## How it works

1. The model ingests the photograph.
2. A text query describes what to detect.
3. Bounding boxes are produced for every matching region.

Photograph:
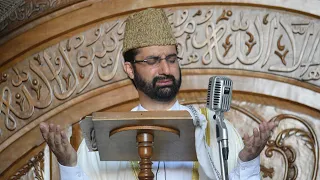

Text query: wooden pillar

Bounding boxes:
[136,132,154,180]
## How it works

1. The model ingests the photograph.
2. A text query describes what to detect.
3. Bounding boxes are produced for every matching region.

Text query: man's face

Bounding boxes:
[131,45,181,102]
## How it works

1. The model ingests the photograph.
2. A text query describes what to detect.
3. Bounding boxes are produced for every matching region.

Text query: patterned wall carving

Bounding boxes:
[168,7,320,83]
[228,101,319,180]
[0,0,83,38]
[0,14,128,143]
[1,6,320,147]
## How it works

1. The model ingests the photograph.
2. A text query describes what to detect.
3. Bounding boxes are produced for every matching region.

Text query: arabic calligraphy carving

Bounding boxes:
[0,15,125,142]
[167,8,320,83]
[2,6,320,145]
[0,0,82,37]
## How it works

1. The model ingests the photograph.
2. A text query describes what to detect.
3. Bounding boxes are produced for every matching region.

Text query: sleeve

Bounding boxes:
[225,120,261,180]
[204,108,261,180]
[59,163,90,180]
[229,156,261,180]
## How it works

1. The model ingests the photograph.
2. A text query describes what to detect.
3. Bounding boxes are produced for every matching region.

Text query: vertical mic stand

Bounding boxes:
[214,112,229,180]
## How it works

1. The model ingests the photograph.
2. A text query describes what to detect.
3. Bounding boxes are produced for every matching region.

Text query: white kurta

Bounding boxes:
[59,101,260,180]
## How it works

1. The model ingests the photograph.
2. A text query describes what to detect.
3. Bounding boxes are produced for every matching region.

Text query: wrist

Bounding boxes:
[59,159,77,167]
[239,150,252,162]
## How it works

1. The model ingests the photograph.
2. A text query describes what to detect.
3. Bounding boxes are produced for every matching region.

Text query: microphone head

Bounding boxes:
[206,76,233,112]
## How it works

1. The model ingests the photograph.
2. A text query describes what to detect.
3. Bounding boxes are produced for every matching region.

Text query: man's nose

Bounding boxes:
[158,59,170,75]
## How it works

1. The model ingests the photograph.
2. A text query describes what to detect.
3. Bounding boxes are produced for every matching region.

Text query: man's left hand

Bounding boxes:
[239,120,278,162]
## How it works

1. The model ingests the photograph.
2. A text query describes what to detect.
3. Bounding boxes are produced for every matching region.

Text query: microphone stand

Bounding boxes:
[214,112,229,180]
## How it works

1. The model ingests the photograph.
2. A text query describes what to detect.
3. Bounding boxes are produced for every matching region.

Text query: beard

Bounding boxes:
[133,67,181,102]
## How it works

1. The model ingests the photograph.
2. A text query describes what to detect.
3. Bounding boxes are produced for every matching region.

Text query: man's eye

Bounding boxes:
[167,56,177,63]
[146,58,158,65]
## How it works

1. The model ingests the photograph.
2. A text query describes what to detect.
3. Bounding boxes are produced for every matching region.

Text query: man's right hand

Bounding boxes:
[39,122,77,167]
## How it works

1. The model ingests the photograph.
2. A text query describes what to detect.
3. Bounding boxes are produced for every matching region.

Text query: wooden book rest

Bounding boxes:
[81,111,196,180]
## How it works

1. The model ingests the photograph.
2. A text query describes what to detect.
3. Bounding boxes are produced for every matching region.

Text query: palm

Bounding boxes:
[40,122,77,166]
[239,121,277,162]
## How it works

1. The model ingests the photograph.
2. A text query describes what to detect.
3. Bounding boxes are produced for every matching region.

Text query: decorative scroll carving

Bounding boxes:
[31,79,42,100]
[2,6,320,149]
[223,34,233,57]
[0,73,8,85]
[230,104,319,180]
[216,10,232,24]
[166,7,320,83]
[9,150,44,180]
[292,23,310,35]
[193,10,202,17]
[263,14,269,25]
[0,13,125,142]
[180,53,200,66]
[245,31,256,56]
[0,0,83,37]
[12,67,28,87]
[260,165,274,178]
[0,87,17,131]
[274,35,289,65]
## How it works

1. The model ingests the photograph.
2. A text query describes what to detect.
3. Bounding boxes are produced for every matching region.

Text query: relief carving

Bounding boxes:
[0,0,83,37]
[230,103,319,180]
[0,13,124,141]
[216,10,232,24]
[274,35,289,66]
[165,8,320,83]
[2,6,320,154]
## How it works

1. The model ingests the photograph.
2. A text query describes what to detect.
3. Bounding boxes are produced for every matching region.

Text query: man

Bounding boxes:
[40,8,276,180]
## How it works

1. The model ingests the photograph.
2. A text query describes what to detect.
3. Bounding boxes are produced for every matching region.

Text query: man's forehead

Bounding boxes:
[137,45,177,56]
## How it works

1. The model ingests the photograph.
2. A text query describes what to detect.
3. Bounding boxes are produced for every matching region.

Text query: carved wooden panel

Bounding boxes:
[0,0,84,38]
[0,17,128,144]
[167,7,320,84]
[228,102,319,180]
[1,4,320,180]
[2,6,320,146]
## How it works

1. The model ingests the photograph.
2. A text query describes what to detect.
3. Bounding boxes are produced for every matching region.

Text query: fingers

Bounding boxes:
[61,130,70,147]
[253,128,259,138]
[259,122,266,140]
[39,122,49,141]
[39,122,77,166]
[240,122,279,162]
[243,121,278,149]
[54,125,64,152]
[48,124,56,148]
[260,122,269,142]
[40,123,69,152]
[252,128,261,147]
[243,132,255,150]
[243,133,252,146]
[243,133,249,141]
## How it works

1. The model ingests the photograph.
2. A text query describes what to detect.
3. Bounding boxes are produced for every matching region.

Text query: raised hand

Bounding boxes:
[39,122,77,166]
[239,120,278,162]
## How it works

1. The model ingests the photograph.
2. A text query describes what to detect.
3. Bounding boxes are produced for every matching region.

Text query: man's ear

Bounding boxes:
[124,62,134,79]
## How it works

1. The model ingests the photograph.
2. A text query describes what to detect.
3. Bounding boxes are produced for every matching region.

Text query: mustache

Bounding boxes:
[152,75,176,87]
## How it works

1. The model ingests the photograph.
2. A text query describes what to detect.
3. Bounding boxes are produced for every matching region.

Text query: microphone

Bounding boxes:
[206,76,233,180]
[206,76,233,113]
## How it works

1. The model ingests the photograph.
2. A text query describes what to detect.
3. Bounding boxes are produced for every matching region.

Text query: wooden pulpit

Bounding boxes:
[80,111,197,180]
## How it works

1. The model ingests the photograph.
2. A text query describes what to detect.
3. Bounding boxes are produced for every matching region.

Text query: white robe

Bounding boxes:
[59,101,260,180]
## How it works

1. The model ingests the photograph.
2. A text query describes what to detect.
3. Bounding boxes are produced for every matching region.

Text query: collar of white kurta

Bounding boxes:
[132,100,182,111]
